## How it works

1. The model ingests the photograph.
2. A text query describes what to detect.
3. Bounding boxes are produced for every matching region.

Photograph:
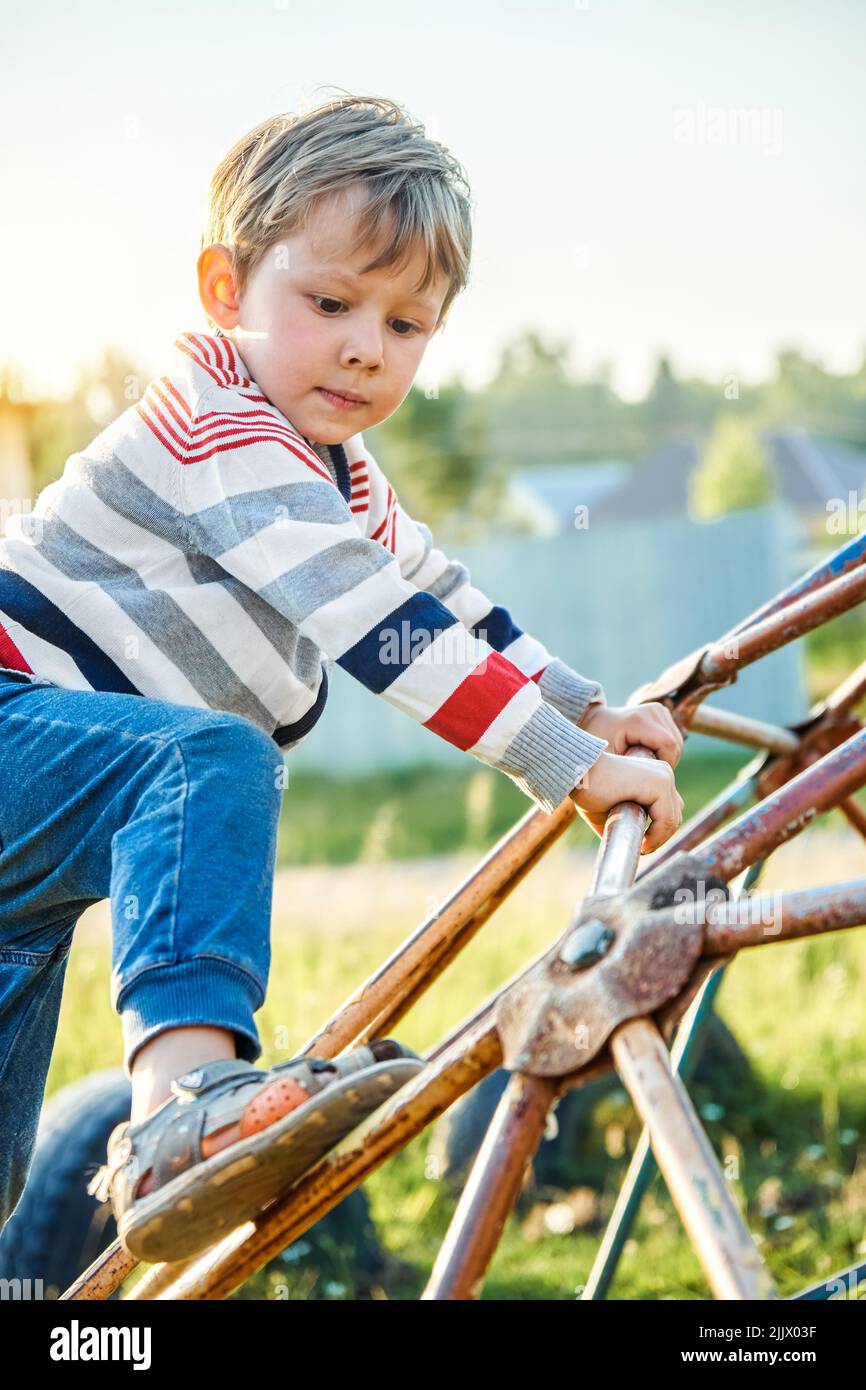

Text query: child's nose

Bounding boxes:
[341,320,385,369]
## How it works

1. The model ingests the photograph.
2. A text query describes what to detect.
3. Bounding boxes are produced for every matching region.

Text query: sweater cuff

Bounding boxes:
[500,700,608,814]
[537,657,606,724]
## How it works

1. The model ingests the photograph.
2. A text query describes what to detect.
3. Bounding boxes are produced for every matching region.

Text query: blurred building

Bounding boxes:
[584,427,866,528]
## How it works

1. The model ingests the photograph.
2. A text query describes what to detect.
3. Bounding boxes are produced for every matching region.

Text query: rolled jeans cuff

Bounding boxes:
[116,957,265,1078]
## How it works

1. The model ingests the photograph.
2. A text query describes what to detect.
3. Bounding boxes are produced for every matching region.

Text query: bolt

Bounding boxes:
[559,919,615,972]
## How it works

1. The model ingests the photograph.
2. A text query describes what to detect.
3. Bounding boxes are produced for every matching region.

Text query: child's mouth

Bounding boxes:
[316,387,367,410]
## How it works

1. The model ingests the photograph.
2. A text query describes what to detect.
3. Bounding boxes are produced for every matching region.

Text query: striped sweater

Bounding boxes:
[0,330,609,813]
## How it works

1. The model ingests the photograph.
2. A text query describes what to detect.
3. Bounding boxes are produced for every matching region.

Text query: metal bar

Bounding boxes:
[60,1241,138,1304]
[823,657,866,718]
[582,858,766,1300]
[701,564,866,684]
[421,1072,560,1300]
[610,1017,779,1299]
[589,796,647,896]
[698,877,866,953]
[581,768,778,1300]
[634,757,764,880]
[699,729,866,882]
[687,705,800,755]
[839,795,866,841]
[420,746,655,1302]
[582,963,728,1300]
[722,529,866,640]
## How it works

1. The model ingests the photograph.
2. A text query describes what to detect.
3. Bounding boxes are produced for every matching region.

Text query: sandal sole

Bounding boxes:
[117,1056,424,1264]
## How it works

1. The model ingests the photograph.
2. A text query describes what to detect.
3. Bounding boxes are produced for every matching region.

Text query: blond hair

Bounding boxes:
[201,92,473,329]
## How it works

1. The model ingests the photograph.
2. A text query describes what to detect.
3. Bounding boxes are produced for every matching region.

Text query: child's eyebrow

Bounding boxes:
[311,265,437,312]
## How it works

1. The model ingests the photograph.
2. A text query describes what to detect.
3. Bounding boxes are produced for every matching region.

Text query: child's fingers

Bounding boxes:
[640,704,684,767]
[641,783,684,853]
[617,704,683,768]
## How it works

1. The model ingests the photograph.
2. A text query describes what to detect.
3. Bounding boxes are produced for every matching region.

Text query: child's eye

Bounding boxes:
[310,296,420,336]
[311,295,344,315]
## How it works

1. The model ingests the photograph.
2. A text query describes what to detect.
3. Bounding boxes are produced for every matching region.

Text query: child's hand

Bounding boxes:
[578,701,683,769]
[569,751,684,853]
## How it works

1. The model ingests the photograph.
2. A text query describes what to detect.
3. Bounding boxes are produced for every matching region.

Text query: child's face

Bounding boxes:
[199,185,449,446]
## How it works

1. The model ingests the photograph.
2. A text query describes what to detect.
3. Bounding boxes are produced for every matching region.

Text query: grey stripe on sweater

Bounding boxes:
[31,512,278,726]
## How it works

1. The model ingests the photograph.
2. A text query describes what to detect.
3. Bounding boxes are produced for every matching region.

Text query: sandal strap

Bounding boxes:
[151,1105,208,1192]
[268,1045,379,1085]
[169,1058,263,1102]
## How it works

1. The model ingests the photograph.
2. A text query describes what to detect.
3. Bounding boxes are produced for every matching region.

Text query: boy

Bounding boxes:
[0,95,683,1264]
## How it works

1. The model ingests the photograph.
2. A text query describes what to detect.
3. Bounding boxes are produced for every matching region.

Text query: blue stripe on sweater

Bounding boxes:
[0,570,142,694]
[337,592,459,693]
[469,605,523,651]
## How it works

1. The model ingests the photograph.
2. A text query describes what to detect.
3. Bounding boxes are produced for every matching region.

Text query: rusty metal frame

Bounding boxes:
[61,527,866,1302]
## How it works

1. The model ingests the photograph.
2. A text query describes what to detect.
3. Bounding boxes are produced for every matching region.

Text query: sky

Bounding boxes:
[2,0,864,402]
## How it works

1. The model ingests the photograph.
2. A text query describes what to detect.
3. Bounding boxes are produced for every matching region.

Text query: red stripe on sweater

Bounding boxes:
[371,485,394,542]
[176,340,227,388]
[149,380,191,435]
[424,652,529,751]
[137,405,188,462]
[156,377,191,417]
[193,408,306,440]
[138,394,191,455]
[189,415,301,447]
[186,415,332,481]
[0,624,32,673]
[183,431,334,478]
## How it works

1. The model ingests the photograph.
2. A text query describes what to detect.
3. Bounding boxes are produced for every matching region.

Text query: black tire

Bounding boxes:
[0,1067,132,1299]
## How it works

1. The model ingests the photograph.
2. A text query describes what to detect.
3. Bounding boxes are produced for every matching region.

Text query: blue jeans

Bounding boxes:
[0,666,285,1230]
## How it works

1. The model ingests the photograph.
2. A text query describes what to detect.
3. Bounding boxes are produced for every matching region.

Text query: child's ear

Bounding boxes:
[198,243,241,329]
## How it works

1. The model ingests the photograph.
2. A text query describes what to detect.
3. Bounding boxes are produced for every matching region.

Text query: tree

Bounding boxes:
[367,379,494,532]
[689,416,775,519]
[492,330,571,384]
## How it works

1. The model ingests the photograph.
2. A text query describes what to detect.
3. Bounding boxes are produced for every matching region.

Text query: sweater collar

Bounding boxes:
[175,330,354,506]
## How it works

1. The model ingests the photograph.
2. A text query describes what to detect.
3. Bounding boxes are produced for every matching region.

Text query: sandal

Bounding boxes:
[86,1039,424,1264]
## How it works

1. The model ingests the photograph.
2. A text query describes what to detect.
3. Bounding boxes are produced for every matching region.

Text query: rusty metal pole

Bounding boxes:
[610,1018,778,1299]
[699,729,866,881]
[722,528,866,640]
[421,1072,560,1300]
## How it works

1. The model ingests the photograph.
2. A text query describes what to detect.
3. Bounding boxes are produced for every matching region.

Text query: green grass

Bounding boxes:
[276,747,753,867]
